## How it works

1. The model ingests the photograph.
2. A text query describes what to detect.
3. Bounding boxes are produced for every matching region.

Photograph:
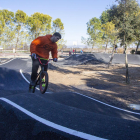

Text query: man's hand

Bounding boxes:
[31,53,37,59]
[53,58,57,62]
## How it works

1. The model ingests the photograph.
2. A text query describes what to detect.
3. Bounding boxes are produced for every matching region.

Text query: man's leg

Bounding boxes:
[44,64,48,71]
[30,58,40,85]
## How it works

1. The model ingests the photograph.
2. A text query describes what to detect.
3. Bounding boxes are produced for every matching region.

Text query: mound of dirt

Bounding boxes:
[55,54,104,66]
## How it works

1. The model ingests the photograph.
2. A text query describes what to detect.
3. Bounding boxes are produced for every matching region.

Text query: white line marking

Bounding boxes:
[19,69,52,94]
[20,69,140,115]
[74,92,140,115]
[0,97,106,140]
[0,58,15,65]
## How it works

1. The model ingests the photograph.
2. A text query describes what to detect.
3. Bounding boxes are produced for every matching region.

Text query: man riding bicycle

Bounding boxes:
[30,32,61,86]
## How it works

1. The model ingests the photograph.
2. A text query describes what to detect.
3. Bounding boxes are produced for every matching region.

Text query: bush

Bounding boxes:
[130,49,135,54]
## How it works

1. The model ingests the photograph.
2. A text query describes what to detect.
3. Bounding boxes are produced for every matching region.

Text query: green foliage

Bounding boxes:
[112,0,140,47]
[86,17,103,46]
[0,12,5,36]
[56,38,67,50]
[0,9,14,24]
[100,10,110,24]
[52,18,64,33]
[15,10,27,23]
[0,9,65,49]
[26,12,52,39]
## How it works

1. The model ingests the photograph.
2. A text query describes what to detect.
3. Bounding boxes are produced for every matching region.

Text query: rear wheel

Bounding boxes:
[39,71,48,94]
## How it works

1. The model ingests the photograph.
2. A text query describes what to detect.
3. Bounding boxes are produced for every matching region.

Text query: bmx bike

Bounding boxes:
[29,56,52,94]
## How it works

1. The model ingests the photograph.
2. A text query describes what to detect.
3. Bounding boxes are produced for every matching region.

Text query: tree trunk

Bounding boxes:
[124,44,130,84]
[125,52,130,84]
[135,41,140,54]
[16,38,18,51]
[108,42,115,69]
[105,43,108,53]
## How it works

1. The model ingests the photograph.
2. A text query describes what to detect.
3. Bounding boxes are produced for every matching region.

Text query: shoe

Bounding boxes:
[30,80,36,86]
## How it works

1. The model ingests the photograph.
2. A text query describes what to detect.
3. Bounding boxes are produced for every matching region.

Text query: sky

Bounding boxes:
[1,0,140,46]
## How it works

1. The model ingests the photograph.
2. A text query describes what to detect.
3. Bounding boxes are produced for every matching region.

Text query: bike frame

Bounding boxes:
[35,57,50,85]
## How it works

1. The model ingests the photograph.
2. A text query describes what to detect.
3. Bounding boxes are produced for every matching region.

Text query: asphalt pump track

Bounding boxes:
[0,56,140,140]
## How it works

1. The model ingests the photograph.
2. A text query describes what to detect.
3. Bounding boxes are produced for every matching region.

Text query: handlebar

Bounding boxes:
[30,55,53,65]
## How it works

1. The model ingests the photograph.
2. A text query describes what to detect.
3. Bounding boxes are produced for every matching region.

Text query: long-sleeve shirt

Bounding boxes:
[30,34,58,59]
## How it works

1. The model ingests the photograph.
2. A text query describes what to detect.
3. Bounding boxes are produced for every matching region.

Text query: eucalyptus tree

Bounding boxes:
[0,9,14,25]
[52,18,66,50]
[107,28,119,68]
[113,0,140,83]
[0,9,14,47]
[86,17,103,48]
[101,21,117,52]
[2,22,16,49]
[52,18,64,33]
[56,38,67,50]
[133,9,140,53]
[0,12,5,36]
[14,10,27,50]
[0,12,5,45]
[100,10,110,24]
[26,12,52,39]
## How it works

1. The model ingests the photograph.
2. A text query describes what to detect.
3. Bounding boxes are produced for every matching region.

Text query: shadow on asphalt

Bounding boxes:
[0,67,28,91]
[0,104,71,140]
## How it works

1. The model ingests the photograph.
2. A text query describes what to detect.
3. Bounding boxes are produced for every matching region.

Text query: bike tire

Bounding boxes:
[39,71,48,94]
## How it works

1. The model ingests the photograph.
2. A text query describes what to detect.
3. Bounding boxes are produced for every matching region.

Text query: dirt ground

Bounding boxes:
[48,63,140,110]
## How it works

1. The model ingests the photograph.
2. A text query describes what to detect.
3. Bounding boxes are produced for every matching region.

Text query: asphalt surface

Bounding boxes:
[0,54,140,140]
[55,53,140,66]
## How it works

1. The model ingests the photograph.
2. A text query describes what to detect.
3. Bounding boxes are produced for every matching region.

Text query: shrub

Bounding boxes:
[130,49,135,54]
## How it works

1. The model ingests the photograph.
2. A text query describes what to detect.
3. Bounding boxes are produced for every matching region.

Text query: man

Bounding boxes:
[30,32,61,86]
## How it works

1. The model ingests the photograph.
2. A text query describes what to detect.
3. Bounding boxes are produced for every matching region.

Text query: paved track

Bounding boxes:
[55,53,140,66]
[0,57,140,140]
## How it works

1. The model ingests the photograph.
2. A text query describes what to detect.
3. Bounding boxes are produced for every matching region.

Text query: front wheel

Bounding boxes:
[39,71,48,94]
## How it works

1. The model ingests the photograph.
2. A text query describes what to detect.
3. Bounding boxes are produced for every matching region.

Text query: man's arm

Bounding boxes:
[51,44,58,61]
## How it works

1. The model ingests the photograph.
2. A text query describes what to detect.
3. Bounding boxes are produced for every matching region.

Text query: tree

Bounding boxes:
[100,10,110,24]
[0,9,14,25]
[52,18,64,33]
[26,12,52,39]
[0,12,5,35]
[114,0,140,83]
[2,22,16,49]
[52,18,66,50]
[102,21,117,52]
[14,10,27,50]
[0,12,5,45]
[107,28,119,68]
[0,9,14,47]
[56,39,67,50]
[133,9,140,53]
[86,17,103,47]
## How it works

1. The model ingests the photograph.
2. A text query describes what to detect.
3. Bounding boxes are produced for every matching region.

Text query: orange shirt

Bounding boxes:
[30,34,58,59]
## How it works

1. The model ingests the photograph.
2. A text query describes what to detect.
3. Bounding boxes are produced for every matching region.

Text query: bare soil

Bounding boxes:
[48,63,140,110]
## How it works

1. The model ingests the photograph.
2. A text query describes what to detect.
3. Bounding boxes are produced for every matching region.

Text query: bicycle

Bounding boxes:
[29,56,52,94]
